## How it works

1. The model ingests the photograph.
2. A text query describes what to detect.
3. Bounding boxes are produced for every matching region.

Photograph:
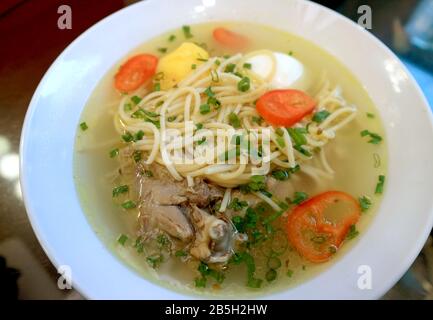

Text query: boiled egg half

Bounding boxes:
[244,51,310,91]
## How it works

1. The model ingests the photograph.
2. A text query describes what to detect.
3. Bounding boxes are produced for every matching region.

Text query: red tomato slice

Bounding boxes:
[256,89,316,127]
[213,27,249,50]
[114,54,158,93]
[286,191,361,263]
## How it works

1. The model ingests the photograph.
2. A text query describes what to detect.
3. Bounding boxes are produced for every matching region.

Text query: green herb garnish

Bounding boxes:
[346,225,359,240]
[228,112,241,128]
[224,63,236,73]
[237,77,250,92]
[200,104,210,115]
[117,234,128,246]
[288,191,308,205]
[112,185,129,197]
[359,196,372,212]
[79,122,88,131]
[109,148,119,158]
[131,95,142,105]
[361,130,382,144]
[375,175,385,194]
[175,250,187,257]
[121,200,136,209]
[182,25,193,39]
[146,254,163,268]
[228,198,248,211]
[312,110,330,123]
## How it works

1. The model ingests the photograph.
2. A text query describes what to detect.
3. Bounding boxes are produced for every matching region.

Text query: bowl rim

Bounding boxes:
[20,0,433,300]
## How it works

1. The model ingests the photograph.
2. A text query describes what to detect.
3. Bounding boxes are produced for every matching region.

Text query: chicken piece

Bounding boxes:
[140,203,193,242]
[189,206,235,263]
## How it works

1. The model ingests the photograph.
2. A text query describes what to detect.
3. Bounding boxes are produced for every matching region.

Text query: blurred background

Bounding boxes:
[0,0,432,299]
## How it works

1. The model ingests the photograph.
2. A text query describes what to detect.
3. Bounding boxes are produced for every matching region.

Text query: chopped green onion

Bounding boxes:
[294,145,312,157]
[196,123,203,130]
[228,198,248,211]
[134,130,144,141]
[167,116,177,122]
[375,175,385,194]
[146,254,163,268]
[200,104,210,115]
[312,110,330,123]
[131,95,142,105]
[261,190,273,198]
[79,122,88,131]
[228,112,241,128]
[156,234,170,248]
[195,277,207,288]
[224,63,236,73]
[243,63,252,69]
[175,250,187,257]
[153,83,161,92]
[207,96,221,108]
[133,150,142,163]
[191,64,197,70]
[112,185,129,197]
[117,234,128,246]
[346,225,359,240]
[109,148,119,158]
[287,127,307,146]
[121,200,136,209]
[366,112,375,118]
[182,25,193,38]
[361,130,382,144]
[237,77,250,92]
[197,57,208,62]
[359,196,372,212]
[286,269,294,277]
[157,47,167,53]
[288,191,308,205]
[168,34,176,42]
[214,59,221,66]
[204,86,215,97]
[122,132,134,143]
[197,136,206,145]
[133,236,144,253]
[272,169,290,181]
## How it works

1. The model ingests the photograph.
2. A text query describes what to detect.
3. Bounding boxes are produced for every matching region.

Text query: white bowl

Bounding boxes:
[20,0,433,299]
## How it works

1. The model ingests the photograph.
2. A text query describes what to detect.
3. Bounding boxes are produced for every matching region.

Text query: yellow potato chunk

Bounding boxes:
[156,42,209,89]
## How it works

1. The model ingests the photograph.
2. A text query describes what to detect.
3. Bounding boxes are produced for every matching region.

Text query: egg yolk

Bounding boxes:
[157,42,209,89]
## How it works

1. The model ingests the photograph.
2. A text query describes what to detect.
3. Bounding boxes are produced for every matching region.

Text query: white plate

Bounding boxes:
[20,0,433,299]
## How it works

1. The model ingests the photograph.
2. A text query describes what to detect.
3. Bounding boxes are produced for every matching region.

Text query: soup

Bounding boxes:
[74,22,387,297]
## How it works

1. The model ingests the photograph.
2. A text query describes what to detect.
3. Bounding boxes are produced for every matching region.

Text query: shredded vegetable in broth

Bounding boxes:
[74,22,387,296]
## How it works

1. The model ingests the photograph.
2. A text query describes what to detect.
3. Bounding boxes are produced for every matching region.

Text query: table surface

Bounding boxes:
[0,0,432,299]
